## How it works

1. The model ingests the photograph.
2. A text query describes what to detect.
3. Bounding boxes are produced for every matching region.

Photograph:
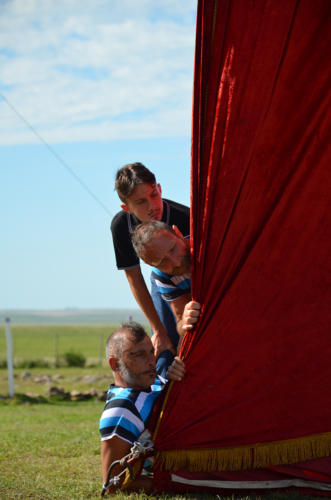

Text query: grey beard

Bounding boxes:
[170,253,191,276]
[117,359,138,386]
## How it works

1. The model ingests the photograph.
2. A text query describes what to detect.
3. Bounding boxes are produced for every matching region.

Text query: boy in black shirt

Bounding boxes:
[111,163,190,374]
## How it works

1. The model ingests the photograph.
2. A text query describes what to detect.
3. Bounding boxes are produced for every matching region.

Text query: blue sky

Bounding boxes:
[1,0,196,310]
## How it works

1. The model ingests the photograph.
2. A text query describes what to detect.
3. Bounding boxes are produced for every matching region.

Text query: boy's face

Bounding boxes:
[121,182,163,222]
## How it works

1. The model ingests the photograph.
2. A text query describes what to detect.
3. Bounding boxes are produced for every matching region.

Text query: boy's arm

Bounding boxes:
[125,267,175,357]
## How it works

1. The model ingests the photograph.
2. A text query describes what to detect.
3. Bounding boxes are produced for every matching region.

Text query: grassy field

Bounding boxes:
[0,367,320,500]
[0,396,318,500]
[0,398,103,499]
[0,365,111,397]
[0,324,118,367]
[0,326,320,499]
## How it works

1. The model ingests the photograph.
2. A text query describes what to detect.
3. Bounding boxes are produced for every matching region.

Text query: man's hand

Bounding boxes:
[181,301,201,331]
[166,356,185,381]
[151,330,176,358]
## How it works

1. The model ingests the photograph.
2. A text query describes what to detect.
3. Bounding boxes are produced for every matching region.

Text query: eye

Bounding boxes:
[133,352,145,358]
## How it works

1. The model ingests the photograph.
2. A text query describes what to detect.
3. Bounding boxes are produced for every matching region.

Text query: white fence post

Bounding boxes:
[54,332,59,367]
[5,317,15,397]
[99,333,104,367]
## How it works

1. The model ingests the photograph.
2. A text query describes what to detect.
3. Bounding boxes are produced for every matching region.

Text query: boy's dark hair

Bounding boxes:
[132,221,175,259]
[115,163,156,202]
[106,321,147,359]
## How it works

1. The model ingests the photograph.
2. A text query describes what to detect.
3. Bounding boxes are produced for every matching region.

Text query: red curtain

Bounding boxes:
[154,0,331,472]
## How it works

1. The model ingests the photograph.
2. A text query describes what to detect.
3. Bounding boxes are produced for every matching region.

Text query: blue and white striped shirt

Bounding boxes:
[99,376,166,444]
[151,267,191,302]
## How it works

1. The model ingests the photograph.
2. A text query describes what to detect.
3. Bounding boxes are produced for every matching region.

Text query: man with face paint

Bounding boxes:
[99,321,185,494]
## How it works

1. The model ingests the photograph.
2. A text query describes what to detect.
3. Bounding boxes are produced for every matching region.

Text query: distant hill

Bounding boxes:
[0,308,147,326]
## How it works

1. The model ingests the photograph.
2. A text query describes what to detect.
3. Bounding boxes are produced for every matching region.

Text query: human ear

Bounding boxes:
[108,356,119,371]
[157,183,162,196]
[121,203,130,213]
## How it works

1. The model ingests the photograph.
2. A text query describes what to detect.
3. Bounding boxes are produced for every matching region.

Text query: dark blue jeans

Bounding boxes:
[150,276,179,378]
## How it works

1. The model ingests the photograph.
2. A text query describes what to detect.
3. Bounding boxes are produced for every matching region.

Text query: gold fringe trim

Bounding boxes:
[155,432,331,472]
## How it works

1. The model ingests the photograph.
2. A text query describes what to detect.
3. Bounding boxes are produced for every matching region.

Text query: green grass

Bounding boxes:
[0,324,118,366]
[0,399,103,499]
[0,326,321,499]
[0,373,319,500]
[0,398,319,500]
[0,366,112,397]
[0,324,118,398]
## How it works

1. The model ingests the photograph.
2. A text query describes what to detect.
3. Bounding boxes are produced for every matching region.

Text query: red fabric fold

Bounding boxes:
[155,0,331,453]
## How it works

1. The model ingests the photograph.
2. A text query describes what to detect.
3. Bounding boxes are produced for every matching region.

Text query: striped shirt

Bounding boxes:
[99,376,166,444]
[151,267,191,302]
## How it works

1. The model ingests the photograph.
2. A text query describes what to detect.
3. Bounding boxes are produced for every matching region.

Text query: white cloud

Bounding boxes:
[0,0,196,145]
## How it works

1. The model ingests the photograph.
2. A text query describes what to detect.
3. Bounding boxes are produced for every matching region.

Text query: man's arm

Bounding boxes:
[125,267,175,357]
[101,436,131,492]
[111,215,173,358]
[101,437,153,495]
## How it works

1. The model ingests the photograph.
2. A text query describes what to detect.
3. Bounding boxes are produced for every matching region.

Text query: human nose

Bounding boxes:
[148,351,156,365]
[147,198,154,212]
[169,257,179,269]
[169,251,182,267]
[150,197,159,210]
